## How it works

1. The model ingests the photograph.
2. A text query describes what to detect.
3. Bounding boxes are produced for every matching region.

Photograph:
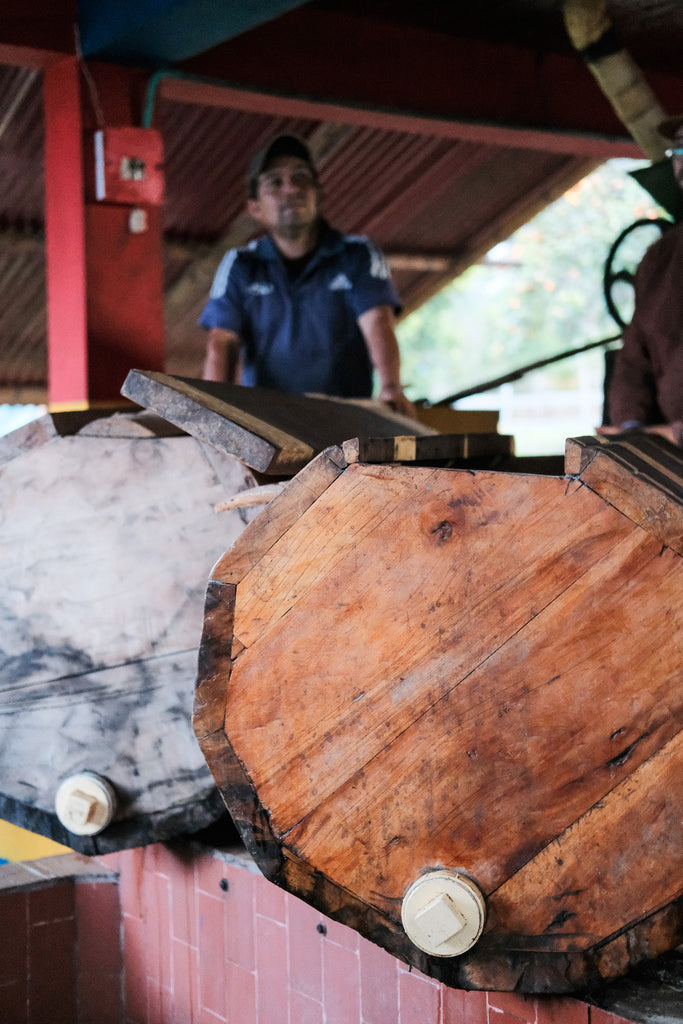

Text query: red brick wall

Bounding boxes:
[0,854,122,1024]
[100,843,634,1024]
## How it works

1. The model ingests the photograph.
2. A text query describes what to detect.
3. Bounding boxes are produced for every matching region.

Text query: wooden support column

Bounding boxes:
[42,59,164,407]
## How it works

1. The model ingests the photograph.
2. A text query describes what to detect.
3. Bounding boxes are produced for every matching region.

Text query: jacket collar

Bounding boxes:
[257,219,343,262]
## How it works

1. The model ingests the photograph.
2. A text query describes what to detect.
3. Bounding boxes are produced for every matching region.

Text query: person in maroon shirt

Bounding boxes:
[600,114,683,447]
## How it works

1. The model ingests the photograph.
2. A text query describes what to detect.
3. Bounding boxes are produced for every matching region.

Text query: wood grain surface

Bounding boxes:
[565,434,683,554]
[195,435,683,991]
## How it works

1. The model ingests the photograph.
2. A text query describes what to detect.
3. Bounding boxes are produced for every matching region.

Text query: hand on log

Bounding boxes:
[597,422,683,446]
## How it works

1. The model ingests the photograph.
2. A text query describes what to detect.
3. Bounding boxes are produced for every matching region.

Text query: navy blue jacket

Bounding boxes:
[199,221,401,397]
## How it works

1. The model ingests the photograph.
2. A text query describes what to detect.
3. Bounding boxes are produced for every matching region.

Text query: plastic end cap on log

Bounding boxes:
[401,870,486,957]
[55,771,117,836]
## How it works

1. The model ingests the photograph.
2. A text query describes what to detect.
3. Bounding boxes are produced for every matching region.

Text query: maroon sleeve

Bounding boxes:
[607,243,665,428]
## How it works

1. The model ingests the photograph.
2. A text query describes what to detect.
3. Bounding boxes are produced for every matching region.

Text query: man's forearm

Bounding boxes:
[202,327,241,382]
[357,305,415,418]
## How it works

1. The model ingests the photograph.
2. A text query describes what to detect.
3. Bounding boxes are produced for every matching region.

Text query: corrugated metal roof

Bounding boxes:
[0,66,43,228]
[0,67,46,394]
[1,0,681,399]
[0,67,600,396]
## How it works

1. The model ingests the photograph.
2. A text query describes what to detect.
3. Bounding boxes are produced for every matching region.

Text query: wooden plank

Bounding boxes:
[194,580,236,741]
[0,433,255,682]
[0,413,58,469]
[0,409,185,469]
[0,649,223,854]
[199,449,683,990]
[122,370,437,475]
[231,461,447,649]
[458,900,683,994]
[225,468,672,829]
[0,426,259,850]
[122,369,296,474]
[566,434,683,493]
[195,726,284,875]
[342,432,513,465]
[414,406,499,434]
[566,434,683,555]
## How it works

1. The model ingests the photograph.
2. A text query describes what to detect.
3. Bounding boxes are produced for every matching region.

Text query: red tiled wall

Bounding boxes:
[0,857,122,1024]
[101,843,634,1024]
[0,875,76,1023]
[75,875,125,1023]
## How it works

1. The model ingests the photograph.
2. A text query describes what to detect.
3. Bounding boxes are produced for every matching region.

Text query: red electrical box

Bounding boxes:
[94,127,164,206]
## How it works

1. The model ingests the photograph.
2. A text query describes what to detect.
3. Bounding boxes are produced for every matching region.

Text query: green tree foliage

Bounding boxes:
[397,159,663,404]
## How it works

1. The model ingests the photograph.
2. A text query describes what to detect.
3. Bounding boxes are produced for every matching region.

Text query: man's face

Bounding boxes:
[672,126,683,191]
[247,154,319,236]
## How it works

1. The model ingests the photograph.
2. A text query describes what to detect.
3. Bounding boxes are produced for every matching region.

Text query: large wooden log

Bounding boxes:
[0,410,260,853]
[194,432,683,994]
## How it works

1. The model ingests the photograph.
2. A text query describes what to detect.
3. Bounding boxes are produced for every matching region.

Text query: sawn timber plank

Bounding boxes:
[121,369,437,475]
[485,730,683,949]
[194,434,683,991]
[225,469,618,802]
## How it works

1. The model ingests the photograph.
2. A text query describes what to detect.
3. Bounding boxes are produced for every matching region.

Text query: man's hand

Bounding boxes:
[597,422,682,446]
[377,381,417,419]
[644,423,683,446]
[596,425,622,436]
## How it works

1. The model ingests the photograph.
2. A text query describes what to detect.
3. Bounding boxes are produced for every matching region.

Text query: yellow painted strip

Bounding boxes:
[0,819,71,862]
[47,399,133,413]
[47,401,91,412]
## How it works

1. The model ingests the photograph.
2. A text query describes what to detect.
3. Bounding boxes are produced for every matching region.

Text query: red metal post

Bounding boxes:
[43,57,89,407]
[42,58,165,407]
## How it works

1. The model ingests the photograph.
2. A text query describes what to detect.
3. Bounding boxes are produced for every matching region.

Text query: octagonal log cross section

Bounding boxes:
[194,432,683,994]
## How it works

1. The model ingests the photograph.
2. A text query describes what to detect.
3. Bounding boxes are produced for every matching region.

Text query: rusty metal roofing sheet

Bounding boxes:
[0,65,600,397]
[2,0,681,398]
[0,67,44,229]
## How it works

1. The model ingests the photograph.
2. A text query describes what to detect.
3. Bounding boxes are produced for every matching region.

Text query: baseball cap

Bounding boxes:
[659,113,683,140]
[247,134,317,197]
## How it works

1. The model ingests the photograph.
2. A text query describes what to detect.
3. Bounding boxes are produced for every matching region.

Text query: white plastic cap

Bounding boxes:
[401,870,486,957]
[55,772,117,836]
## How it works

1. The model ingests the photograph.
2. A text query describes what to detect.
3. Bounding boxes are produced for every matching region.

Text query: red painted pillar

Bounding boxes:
[42,59,165,407]
[43,57,89,407]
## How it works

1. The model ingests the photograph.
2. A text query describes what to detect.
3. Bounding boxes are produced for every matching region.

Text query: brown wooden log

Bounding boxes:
[195,434,682,993]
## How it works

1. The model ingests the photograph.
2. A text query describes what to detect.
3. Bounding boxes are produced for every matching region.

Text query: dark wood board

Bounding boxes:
[121,370,516,476]
[342,433,513,465]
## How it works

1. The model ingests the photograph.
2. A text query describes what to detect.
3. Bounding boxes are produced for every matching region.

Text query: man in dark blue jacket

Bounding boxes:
[200,134,414,418]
